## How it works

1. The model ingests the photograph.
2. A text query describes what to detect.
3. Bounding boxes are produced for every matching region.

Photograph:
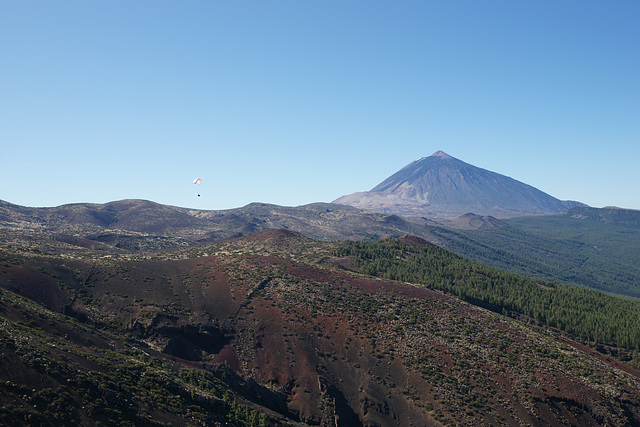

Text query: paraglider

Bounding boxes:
[193,178,202,196]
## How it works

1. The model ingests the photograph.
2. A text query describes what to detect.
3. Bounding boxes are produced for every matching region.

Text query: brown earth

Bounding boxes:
[1,230,640,425]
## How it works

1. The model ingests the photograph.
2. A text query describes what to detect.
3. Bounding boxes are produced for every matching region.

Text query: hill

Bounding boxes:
[3,230,640,424]
[332,151,582,219]
[3,198,640,297]
[0,199,439,250]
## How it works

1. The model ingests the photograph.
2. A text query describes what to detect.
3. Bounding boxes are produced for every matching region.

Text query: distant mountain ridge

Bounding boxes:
[0,199,434,245]
[3,198,640,297]
[333,151,584,218]
[563,206,640,228]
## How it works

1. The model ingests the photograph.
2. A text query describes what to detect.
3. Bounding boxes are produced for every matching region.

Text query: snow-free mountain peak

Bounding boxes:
[429,150,454,159]
[333,152,581,219]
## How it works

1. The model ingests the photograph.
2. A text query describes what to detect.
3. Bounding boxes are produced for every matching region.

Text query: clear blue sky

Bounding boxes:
[2,1,639,210]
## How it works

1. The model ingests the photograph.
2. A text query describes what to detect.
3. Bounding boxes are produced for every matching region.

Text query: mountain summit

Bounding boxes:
[333,151,580,218]
[429,150,453,159]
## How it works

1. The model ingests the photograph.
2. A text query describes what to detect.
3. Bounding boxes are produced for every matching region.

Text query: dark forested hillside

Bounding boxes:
[336,238,640,351]
[433,213,640,298]
[500,212,640,296]
[562,206,640,228]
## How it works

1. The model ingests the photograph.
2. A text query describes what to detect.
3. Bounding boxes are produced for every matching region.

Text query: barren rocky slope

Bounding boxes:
[2,230,640,425]
[333,151,581,218]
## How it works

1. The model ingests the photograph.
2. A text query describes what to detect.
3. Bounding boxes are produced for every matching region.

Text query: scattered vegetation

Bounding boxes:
[3,200,640,425]
[336,238,640,351]
[0,287,284,426]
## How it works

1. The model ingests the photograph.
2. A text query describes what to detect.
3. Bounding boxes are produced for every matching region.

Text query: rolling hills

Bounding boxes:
[3,198,640,297]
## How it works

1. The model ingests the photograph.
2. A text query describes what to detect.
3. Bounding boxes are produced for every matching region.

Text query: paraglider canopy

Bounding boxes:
[193,178,202,196]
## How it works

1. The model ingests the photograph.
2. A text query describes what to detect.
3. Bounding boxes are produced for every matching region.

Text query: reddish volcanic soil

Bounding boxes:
[2,233,640,426]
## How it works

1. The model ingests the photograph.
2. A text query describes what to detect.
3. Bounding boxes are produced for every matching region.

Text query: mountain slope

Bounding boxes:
[0,286,286,426]
[3,231,640,425]
[333,151,581,218]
